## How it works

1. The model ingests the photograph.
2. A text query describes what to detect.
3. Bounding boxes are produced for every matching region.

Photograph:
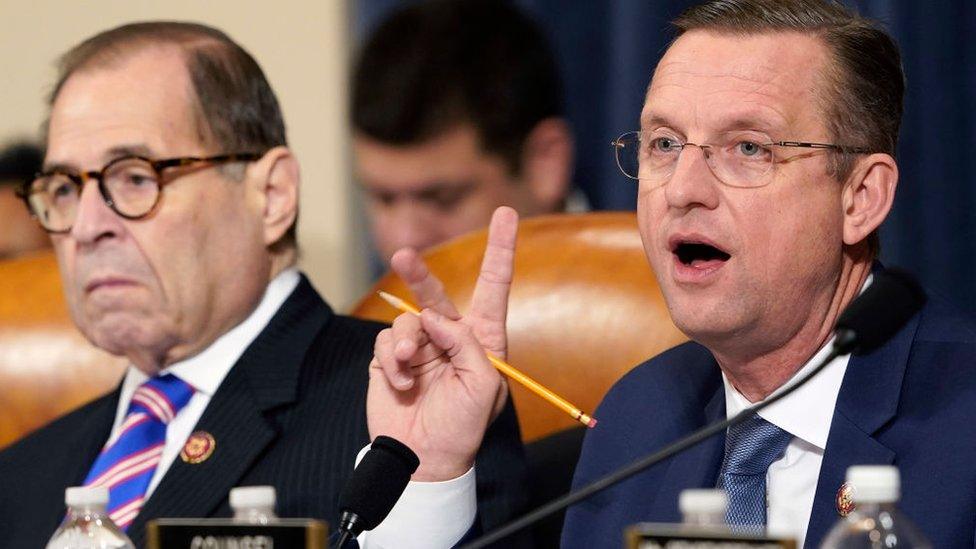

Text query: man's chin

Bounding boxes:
[82,317,168,359]
[667,299,746,345]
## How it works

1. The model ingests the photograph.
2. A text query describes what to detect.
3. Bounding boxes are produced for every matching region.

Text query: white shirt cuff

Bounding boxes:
[354,444,477,549]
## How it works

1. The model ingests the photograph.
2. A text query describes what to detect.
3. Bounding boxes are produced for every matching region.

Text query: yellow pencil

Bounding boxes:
[377,291,598,429]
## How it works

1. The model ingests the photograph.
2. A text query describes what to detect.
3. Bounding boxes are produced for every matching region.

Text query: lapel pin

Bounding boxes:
[836,481,856,517]
[181,431,216,464]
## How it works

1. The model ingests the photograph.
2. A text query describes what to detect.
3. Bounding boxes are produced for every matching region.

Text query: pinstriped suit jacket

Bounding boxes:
[0,275,529,547]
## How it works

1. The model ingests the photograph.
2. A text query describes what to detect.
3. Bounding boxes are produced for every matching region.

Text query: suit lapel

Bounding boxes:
[803,306,920,547]
[68,390,121,486]
[647,380,727,522]
[128,276,333,544]
[39,389,120,537]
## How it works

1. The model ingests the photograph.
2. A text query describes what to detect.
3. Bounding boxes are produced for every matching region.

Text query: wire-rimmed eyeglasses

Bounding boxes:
[610,130,871,189]
[16,153,261,233]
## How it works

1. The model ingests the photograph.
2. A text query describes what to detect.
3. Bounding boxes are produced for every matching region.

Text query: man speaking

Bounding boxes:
[368,1,976,547]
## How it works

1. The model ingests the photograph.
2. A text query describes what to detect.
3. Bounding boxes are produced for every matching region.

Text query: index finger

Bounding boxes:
[468,206,519,326]
[390,247,462,320]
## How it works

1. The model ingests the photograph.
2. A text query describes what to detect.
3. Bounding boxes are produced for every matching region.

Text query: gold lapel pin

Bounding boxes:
[181,431,216,464]
[836,481,856,517]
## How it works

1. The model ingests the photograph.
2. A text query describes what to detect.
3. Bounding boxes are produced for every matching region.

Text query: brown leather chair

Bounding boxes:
[350,211,688,443]
[0,250,126,449]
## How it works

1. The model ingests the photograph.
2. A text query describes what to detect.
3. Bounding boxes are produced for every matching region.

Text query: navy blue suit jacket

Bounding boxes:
[562,293,976,548]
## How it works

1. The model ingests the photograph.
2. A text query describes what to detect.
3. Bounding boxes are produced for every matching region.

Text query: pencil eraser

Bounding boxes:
[587,418,598,428]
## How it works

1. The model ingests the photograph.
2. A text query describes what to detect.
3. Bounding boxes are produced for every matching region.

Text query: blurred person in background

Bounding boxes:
[351,0,581,266]
[0,142,48,258]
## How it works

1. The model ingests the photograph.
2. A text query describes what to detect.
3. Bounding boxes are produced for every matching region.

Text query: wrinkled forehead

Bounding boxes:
[45,46,206,170]
[642,30,831,136]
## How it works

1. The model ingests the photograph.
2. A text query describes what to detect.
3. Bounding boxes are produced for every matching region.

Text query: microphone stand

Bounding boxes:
[462,330,855,548]
[335,530,353,549]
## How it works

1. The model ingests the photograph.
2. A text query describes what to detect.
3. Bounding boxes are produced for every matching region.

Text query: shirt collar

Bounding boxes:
[722,273,873,450]
[120,268,301,397]
[723,340,849,450]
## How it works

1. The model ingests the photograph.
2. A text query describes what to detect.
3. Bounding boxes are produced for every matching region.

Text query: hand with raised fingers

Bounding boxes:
[367,207,518,481]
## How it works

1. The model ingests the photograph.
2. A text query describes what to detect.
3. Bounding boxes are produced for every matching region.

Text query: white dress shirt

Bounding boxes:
[106,267,470,547]
[723,339,850,547]
[356,446,476,548]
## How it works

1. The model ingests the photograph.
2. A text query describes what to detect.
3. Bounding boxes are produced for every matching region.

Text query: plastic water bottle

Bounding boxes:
[820,466,932,548]
[678,489,732,537]
[230,485,279,524]
[679,488,728,528]
[46,486,135,549]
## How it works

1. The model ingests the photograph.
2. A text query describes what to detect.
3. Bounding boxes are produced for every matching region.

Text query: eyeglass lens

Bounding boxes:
[27,157,162,231]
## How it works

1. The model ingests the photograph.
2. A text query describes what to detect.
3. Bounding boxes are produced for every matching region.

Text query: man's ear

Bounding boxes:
[248,146,300,247]
[519,117,574,212]
[842,152,898,246]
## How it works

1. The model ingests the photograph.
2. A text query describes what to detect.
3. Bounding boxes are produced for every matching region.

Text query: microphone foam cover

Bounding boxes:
[835,268,926,354]
[339,436,421,531]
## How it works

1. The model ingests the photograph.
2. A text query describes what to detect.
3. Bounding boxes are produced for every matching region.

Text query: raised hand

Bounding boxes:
[367,207,518,481]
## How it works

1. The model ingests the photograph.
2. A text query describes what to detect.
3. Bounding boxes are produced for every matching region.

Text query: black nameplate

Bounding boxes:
[146,518,327,549]
[626,523,797,549]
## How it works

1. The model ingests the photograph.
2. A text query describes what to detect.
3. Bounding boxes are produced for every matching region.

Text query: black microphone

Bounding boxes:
[833,267,925,354]
[335,435,420,548]
[462,268,926,548]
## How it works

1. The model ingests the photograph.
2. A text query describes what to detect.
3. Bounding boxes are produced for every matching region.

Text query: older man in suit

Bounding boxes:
[0,21,527,548]
[369,1,976,547]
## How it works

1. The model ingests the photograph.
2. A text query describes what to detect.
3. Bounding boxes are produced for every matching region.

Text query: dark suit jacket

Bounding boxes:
[0,275,529,547]
[562,292,976,548]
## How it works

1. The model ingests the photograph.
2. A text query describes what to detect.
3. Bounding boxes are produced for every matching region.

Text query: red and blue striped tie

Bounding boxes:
[82,374,195,530]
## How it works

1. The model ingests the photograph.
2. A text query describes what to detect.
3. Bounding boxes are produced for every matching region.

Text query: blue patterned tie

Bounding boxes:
[82,374,195,530]
[717,415,793,532]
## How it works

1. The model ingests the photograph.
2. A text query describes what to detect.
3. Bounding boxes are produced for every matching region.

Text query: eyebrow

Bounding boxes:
[364,179,476,196]
[40,161,76,174]
[42,143,156,173]
[364,181,479,206]
[715,116,783,134]
[107,144,154,158]
[413,181,476,202]
[639,114,674,132]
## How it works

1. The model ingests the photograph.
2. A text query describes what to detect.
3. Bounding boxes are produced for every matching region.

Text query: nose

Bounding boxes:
[662,144,721,211]
[375,202,440,260]
[70,179,123,245]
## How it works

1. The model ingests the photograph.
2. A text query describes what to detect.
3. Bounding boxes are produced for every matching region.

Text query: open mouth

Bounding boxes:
[673,241,731,267]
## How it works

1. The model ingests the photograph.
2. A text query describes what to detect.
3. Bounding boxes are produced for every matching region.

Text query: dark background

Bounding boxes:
[356,0,976,314]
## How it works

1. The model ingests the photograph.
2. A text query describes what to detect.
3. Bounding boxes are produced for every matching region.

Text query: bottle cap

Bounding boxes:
[846,465,899,503]
[230,486,277,510]
[65,486,109,508]
[679,488,728,516]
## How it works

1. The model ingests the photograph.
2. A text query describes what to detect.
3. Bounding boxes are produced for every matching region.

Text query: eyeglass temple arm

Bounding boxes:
[773,141,870,154]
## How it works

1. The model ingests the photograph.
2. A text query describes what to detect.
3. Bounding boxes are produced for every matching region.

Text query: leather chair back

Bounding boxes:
[0,250,126,448]
[351,212,688,442]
